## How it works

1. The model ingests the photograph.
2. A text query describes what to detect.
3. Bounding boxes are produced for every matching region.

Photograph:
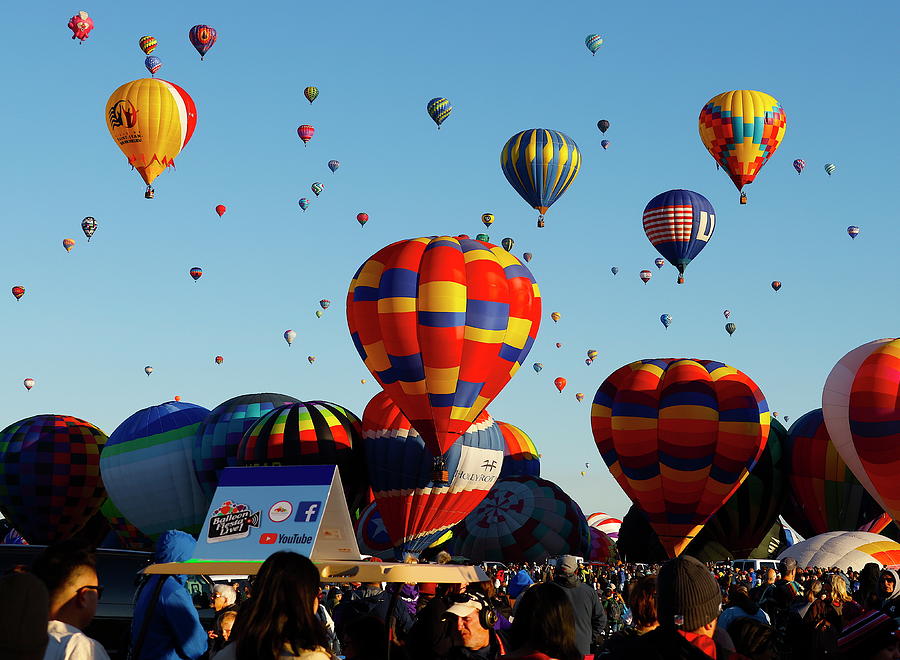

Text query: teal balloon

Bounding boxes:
[533,363,543,373]
[585,34,603,55]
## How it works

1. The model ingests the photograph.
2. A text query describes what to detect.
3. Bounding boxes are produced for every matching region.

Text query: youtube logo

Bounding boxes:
[259,533,277,544]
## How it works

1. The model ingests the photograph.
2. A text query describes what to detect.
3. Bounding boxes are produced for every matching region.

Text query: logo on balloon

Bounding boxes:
[108,100,139,129]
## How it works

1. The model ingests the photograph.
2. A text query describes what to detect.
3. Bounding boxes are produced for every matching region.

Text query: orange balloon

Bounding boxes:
[554,377,567,393]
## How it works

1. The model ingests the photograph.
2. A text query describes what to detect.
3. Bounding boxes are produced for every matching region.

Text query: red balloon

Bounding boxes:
[214,355,223,365]
[11,286,24,301]
[772,281,782,292]
[554,377,567,393]
[215,205,226,217]
[297,124,315,145]
[357,212,369,227]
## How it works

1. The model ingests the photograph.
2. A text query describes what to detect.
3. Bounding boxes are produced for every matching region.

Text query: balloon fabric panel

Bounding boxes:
[500,129,581,215]
[643,190,715,276]
[497,421,541,477]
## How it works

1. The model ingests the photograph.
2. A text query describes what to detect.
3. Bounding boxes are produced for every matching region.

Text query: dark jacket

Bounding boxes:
[334,585,415,639]
[131,530,208,660]
[553,573,606,654]
[601,627,712,660]
[447,630,507,660]
[407,593,457,660]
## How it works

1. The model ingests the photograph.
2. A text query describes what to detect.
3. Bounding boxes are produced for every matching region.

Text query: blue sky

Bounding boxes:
[3,1,898,518]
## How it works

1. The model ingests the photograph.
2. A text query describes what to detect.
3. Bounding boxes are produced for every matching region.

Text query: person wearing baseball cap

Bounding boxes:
[552,555,606,656]
[445,593,507,659]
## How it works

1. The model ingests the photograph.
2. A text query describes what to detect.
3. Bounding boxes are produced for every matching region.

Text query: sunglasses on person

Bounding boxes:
[78,585,104,600]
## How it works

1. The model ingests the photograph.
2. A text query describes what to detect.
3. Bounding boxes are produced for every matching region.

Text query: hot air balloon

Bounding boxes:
[654,258,665,269]
[0,415,107,543]
[63,238,75,252]
[588,528,616,562]
[784,416,789,423]
[356,212,368,227]
[585,34,603,55]
[105,78,197,198]
[640,270,652,284]
[585,359,593,366]
[144,56,162,76]
[611,267,619,275]
[725,322,736,336]
[550,312,561,323]
[793,159,806,174]
[100,499,155,551]
[215,205,226,217]
[587,349,598,361]
[297,124,315,145]
[426,97,452,129]
[144,366,153,376]
[189,266,202,281]
[188,24,217,60]
[283,329,296,346]
[319,299,331,310]
[362,392,503,557]
[481,213,494,228]
[592,358,769,557]
[315,310,323,318]
[454,475,591,562]
[81,216,97,240]
[643,190,716,284]
[501,237,514,252]
[304,86,319,104]
[778,531,900,574]
[496,421,540,478]
[138,35,157,55]
[575,392,585,403]
[347,236,540,481]
[311,182,324,197]
[67,11,94,42]
[660,314,672,329]
[586,512,622,540]
[307,356,316,364]
[214,355,223,365]
[237,400,367,514]
[597,120,610,134]
[601,140,610,150]
[328,160,340,173]
[193,393,301,502]
[11,286,24,301]
[522,252,533,263]
[724,310,731,319]
[298,198,310,211]
[554,377,567,393]
[771,281,782,292]
[101,401,211,536]
[848,226,860,239]
[699,90,786,202]
[533,363,543,373]
[23,378,34,391]
[501,129,581,226]
[825,163,837,176]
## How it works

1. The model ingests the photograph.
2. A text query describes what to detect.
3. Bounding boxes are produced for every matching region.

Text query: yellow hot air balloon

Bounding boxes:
[698,90,786,203]
[551,312,561,323]
[105,79,198,198]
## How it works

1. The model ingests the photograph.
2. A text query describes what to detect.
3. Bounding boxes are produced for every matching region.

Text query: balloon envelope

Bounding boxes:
[497,421,540,477]
[643,190,715,282]
[328,160,340,173]
[426,97,452,128]
[778,531,900,573]
[500,129,581,219]
[587,512,622,540]
[188,25,217,59]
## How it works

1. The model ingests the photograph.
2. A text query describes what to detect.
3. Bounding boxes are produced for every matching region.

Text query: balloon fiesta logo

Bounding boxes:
[108,100,138,129]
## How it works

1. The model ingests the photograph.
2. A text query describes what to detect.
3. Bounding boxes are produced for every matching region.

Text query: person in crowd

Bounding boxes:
[507,569,534,608]
[727,617,776,660]
[213,551,332,660]
[831,572,862,625]
[552,555,606,656]
[208,611,238,658]
[333,577,414,642]
[603,587,626,635]
[339,614,406,660]
[501,582,580,660]
[212,584,238,615]
[406,582,467,659]
[31,540,111,659]
[881,569,900,621]
[599,573,659,657]
[838,610,900,659]
[750,569,776,603]
[761,557,804,659]
[718,584,770,633]
[0,572,50,660]
[417,583,437,613]
[858,563,884,612]
[130,530,209,660]
[445,592,507,659]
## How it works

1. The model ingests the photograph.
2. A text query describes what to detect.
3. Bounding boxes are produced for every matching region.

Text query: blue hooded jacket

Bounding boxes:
[131,530,208,660]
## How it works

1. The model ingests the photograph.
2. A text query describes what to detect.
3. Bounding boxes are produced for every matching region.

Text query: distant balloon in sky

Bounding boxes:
[585,359,593,366]
[611,267,619,275]
[654,258,665,269]
[551,312,561,323]
[189,267,202,282]
[144,56,162,76]
[660,314,672,329]
[523,252,533,262]
[476,234,490,242]
[144,366,153,376]
[793,159,806,174]
[81,217,97,241]
[139,35,157,55]
[298,198,310,211]
[825,163,837,176]
[307,356,316,364]
[643,189,716,284]
[311,182,324,197]
[356,212,368,227]
[587,350,598,361]
[533,363,543,373]
[724,309,731,319]
[23,378,34,391]
[848,226,860,239]
[554,377,567,393]
[68,11,94,42]
[284,329,296,346]
[576,393,585,402]
[502,237,514,252]
[585,34,603,55]
[319,299,331,310]
[214,355,223,365]
[597,120,610,134]
[601,140,610,150]
[304,86,319,104]
[188,24,217,60]
[215,205,226,217]
[726,322,736,336]
[63,238,75,252]
[297,124,315,145]
[328,160,340,173]
[11,286,24,301]
[426,97,452,129]
[772,281,782,292]
[640,270,652,284]
[555,343,562,348]
[481,213,494,228]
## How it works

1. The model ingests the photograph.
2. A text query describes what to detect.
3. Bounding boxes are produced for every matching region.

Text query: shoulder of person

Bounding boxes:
[279,644,334,659]
[52,626,112,660]
[212,643,237,660]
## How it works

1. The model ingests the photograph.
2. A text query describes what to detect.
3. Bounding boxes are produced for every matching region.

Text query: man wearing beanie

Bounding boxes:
[603,555,724,659]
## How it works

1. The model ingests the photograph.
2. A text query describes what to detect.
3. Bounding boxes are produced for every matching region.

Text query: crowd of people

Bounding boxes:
[2,532,900,660]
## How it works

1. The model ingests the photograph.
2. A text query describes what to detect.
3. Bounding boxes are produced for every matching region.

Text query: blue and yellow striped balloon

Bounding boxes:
[426,97,452,129]
[500,129,581,224]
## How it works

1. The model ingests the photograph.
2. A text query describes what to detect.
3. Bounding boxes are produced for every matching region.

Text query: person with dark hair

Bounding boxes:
[857,563,883,612]
[30,540,110,659]
[727,617,776,659]
[340,614,407,660]
[0,572,50,660]
[552,556,606,656]
[213,551,332,659]
[718,584,770,632]
[501,582,580,660]
[599,574,659,657]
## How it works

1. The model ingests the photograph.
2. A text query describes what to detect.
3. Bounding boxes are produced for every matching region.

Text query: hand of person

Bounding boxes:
[208,630,218,639]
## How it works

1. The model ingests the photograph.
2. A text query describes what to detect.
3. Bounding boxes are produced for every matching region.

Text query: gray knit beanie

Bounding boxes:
[656,555,721,631]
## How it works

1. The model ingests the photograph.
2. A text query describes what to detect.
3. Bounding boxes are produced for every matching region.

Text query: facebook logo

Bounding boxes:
[295,501,321,523]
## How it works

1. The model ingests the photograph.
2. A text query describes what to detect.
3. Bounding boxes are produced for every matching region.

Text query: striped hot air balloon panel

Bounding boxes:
[586,512,622,540]
[498,421,540,477]
[500,129,581,215]
[642,190,716,267]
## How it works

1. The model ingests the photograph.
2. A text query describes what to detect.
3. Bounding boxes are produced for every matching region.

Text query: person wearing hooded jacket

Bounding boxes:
[551,556,606,656]
[880,569,900,622]
[130,530,208,660]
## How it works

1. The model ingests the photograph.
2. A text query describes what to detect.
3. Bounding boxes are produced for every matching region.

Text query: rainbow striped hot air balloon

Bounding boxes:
[591,358,770,557]
[497,421,540,477]
[500,129,581,226]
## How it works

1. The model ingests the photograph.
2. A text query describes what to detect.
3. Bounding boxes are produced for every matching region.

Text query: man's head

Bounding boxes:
[882,570,897,596]
[779,557,797,580]
[212,583,237,611]
[555,555,579,578]
[765,568,777,584]
[30,541,101,631]
[656,555,722,637]
[447,594,492,651]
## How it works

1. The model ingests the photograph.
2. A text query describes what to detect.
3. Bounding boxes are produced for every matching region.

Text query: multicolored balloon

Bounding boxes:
[144,56,162,76]
[63,238,75,252]
[848,226,860,239]
[100,499,154,552]
[214,355,223,365]
[522,252,533,263]
[533,363,543,373]
[188,24,217,60]
[319,299,331,310]
[587,349,598,361]
[356,212,368,227]
[640,270,651,284]
[550,312,561,323]
[311,182,324,197]
[346,236,541,473]
[23,378,34,391]
[481,213,494,228]
[601,139,610,150]
[189,266,202,281]
[362,392,503,558]
[585,34,603,55]
[138,35,157,55]
[554,377,567,393]
[328,160,340,173]
[586,512,622,540]
[283,329,296,346]
[501,129,581,225]
[698,90,786,202]
[793,159,806,174]
[597,120,610,134]
[654,258,665,269]
[11,286,24,301]
[297,124,315,145]
[298,198,310,211]
[304,86,319,104]
[575,392,584,403]
[0,415,107,543]
[591,358,769,557]
[723,309,731,319]
[67,11,94,42]
[81,216,97,240]
[101,401,210,536]
[454,475,591,562]
[725,322,736,336]
[426,97,452,129]
[643,189,715,284]
[497,421,540,478]
[660,314,672,329]
[588,528,616,562]
[825,163,837,176]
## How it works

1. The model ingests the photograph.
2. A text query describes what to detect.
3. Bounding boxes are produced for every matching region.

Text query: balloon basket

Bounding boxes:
[537,218,545,228]
[432,456,449,485]
[740,192,747,205]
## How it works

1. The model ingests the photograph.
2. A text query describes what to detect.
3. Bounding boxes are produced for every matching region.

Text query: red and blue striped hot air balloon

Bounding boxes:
[362,392,504,558]
[643,190,716,284]
[346,236,541,482]
[591,358,769,557]
[497,421,540,477]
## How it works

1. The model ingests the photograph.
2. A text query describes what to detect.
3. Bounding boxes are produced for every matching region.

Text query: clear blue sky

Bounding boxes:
[3,0,897,519]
